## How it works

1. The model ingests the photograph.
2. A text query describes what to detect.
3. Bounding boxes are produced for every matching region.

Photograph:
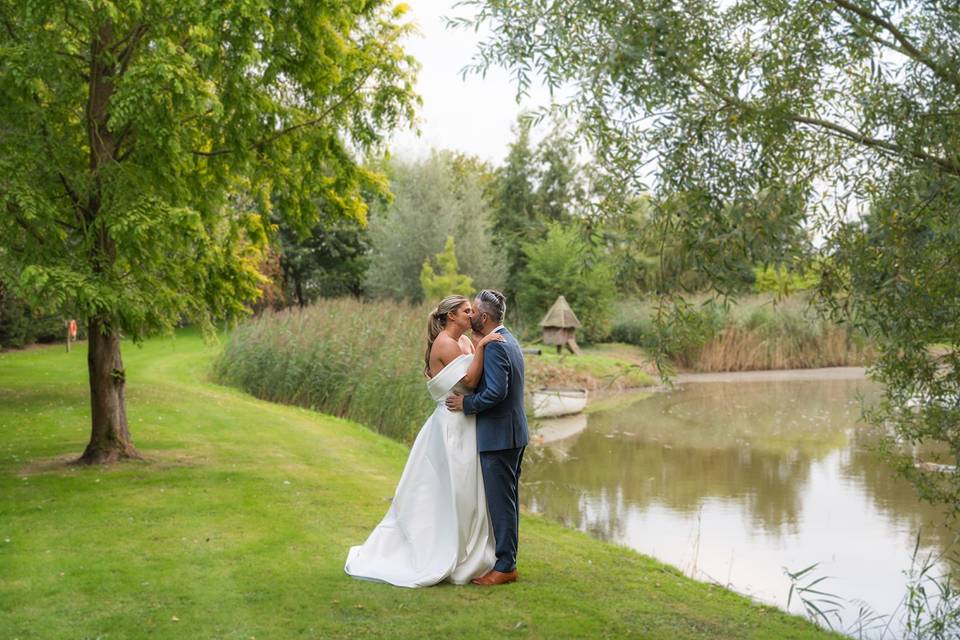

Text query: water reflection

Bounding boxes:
[522,377,957,635]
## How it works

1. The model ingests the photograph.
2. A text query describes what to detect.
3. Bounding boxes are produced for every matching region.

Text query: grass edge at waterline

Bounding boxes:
[0,331,844,639]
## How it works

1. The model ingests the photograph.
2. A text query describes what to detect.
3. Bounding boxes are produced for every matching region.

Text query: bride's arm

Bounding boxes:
[460,333,504,389]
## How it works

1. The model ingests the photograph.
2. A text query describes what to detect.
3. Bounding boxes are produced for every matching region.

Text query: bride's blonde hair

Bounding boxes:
[424,295,469,376]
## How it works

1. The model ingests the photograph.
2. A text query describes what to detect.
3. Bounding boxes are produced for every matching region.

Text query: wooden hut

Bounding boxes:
[539,295,582,355]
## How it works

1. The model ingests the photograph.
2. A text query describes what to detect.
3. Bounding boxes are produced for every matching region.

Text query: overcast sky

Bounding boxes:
[388,1,552,165]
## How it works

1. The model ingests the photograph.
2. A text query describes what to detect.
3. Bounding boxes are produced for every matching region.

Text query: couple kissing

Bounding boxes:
[345,289,528,588]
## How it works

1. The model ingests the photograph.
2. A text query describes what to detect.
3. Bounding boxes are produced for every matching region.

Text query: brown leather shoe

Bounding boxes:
[471,569,518,586]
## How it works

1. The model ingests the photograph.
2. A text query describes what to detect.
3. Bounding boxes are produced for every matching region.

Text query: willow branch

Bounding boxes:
[686,70,960,178]
[829,0,960,90]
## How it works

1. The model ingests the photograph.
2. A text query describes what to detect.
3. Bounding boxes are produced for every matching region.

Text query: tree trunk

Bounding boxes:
[295,273,305,307]
[74,318,142,465]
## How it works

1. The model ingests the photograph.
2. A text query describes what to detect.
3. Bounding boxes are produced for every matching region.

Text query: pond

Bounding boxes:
[522,370,957,636]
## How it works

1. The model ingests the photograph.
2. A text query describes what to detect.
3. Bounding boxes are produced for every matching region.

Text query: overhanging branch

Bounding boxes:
[828,0,960,91]
[685,69,960,178]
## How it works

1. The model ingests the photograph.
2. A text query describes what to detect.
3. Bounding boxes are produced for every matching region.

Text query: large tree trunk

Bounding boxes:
[73,21,141,465]
[74,318,142,465]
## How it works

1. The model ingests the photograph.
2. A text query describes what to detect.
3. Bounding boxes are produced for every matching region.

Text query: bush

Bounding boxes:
[515,224,616,343]
[0,285,71,349]
[609,299,658,349]
[752,265,819,296]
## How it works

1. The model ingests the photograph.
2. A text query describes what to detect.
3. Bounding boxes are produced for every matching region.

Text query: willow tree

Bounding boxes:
[0,1,417,464]
[462,1,960,511]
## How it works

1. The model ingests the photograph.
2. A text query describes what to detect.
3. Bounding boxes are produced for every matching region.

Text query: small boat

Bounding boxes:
[531,388,588,418]
[915,461,957,474]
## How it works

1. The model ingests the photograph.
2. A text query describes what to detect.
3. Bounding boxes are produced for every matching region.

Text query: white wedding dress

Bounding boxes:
[344,354,496,587]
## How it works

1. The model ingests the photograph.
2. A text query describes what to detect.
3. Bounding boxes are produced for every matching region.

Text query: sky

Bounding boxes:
[387,1,552,165]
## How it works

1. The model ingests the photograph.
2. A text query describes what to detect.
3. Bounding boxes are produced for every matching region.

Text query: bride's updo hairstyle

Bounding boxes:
[424,295,469,376]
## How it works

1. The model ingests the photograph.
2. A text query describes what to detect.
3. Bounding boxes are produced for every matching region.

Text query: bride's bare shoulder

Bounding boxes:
[429,333,461,376]
[432,332,459,355]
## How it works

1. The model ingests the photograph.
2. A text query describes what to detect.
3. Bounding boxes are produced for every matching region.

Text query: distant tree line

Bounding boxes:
[262,116,736,342]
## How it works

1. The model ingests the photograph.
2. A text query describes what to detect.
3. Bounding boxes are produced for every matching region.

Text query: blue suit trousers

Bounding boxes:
[480,446,525,573]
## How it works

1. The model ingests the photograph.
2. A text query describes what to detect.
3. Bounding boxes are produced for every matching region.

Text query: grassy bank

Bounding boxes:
[525,343,656,392]
[214,299,656,443]
[0,331,842,638]
[611,294,874,372]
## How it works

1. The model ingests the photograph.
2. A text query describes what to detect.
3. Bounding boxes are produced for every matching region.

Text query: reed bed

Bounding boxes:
[691,322,872,371]
[213,298,433,443]
[612,294,875,372]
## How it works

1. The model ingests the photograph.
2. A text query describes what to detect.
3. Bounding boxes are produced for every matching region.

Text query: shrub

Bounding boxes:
[609,301,658,349]
[420,237,474,301]
[752,265,819,296]
[0,285,71,349]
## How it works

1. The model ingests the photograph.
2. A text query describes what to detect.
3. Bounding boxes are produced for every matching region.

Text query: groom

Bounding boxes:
[446,289,528,586]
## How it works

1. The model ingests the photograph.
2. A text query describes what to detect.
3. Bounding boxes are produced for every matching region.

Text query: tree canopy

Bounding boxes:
[516,223,616,343]
[0,0,418,463]
[365,151,506,303]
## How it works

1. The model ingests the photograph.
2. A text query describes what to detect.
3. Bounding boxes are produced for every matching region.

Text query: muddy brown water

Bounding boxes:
[523,371,957,636]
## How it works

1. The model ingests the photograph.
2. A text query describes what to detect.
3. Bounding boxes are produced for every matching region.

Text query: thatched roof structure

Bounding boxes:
[539,295,582,328]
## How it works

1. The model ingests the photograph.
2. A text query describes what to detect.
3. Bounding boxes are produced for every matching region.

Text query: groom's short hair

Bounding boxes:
[476,289,506,324]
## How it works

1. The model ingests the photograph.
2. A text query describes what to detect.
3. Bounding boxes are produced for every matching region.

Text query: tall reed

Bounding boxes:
[611,294,874,372]
[213,299,434,443]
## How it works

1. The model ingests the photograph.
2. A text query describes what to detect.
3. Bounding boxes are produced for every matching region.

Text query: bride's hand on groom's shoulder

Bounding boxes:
[477,333,505,349]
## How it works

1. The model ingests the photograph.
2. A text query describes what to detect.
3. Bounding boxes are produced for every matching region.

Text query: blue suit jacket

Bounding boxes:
[463,328,528,453]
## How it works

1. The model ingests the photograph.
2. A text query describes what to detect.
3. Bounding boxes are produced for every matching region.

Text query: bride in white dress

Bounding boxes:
[345,295,502,587]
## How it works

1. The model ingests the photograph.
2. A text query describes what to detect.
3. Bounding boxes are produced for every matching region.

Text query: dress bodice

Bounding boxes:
[427,354,474,402]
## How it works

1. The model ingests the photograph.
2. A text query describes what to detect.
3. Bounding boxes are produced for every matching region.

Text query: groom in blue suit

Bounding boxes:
[446,289,528,586]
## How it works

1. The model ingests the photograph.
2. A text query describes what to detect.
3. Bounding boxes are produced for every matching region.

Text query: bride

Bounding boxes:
[344,294,502,587]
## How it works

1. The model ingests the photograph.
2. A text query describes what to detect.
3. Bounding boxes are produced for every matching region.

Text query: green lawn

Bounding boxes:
[0,331,841,639]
